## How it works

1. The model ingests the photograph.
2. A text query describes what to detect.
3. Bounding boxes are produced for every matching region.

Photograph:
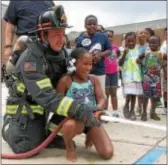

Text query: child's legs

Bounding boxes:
[110,87,118,110]
[97,75,106,96]
[125,95,131,108]
[163,92,167,106]
[137,95,143,109]
[109,73,118,110]
[163,92,167,114]
[141,97,148,121]
[61,119,84,158]
[163,75,167,106]
[150,98,157,113]
[105,88,110,109]
[61,119,84,144]
[130,95,136,111]
[129,95,136,120]
[86,126,113,159]
[150,98,160,120]
[105,74,111,109]
[142,98,148,114]
[123,95,131,118]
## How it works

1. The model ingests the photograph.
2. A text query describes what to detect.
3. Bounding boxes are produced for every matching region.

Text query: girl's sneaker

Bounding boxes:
[104,111,120,118]
[150,113,160,121]
[112,112,120,118]
[141,112,147,121]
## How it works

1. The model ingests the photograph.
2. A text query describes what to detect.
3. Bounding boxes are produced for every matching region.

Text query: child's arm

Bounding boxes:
[162,53,167,61]
[90,75,106,110]
[56,75,71,95]
[136,53,145,64]
[118,48,128,66]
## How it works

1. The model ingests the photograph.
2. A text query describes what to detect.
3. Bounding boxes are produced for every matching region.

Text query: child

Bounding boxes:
[137,36,166,121]
[136,29,149,115]
[119,32,143,120]
[56,48,113,162]
[104,30,119,116]
[160,28,167,115]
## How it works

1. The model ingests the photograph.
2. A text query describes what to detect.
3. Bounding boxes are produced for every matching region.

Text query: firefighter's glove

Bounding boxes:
[68,103,101,127]
[94,110,109,124]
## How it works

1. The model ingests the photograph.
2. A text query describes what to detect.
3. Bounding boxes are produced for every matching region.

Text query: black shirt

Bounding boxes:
[4,0,54,36]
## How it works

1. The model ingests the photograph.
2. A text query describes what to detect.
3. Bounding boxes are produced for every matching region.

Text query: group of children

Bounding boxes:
[118,28,167,121]
[55,27,167,162]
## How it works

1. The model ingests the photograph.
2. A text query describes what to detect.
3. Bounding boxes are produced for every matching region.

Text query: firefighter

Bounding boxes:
[2,5,101,154]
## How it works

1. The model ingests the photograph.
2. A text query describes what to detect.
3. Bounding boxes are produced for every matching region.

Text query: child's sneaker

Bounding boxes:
[141,112,147,121]
[104,111,120,118]
[104,110,113,117]
[150,113,160,121]
[112,112,120,118]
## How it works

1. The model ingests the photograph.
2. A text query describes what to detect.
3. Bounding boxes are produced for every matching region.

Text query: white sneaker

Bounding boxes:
[104,110,113,117]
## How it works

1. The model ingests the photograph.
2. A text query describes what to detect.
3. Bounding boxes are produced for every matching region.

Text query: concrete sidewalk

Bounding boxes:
[1,83,167,164]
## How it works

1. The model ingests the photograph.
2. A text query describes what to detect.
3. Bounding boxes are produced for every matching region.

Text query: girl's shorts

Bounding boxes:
[105,72,118,88]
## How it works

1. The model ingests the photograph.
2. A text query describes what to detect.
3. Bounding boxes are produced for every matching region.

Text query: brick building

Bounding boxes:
[67,18,166,46]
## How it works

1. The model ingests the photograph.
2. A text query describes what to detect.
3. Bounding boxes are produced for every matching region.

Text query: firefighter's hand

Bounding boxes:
[94,110,109,123]
[4,47,13,61]
[68,104,101,127]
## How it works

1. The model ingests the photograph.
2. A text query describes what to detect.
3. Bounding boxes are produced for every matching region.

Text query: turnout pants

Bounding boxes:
[2,114,45,153]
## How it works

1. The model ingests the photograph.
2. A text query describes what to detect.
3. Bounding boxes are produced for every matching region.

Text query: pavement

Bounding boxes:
[1,83,167,164]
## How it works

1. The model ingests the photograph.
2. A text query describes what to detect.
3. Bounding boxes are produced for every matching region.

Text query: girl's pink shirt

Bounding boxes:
[104,43,119,74]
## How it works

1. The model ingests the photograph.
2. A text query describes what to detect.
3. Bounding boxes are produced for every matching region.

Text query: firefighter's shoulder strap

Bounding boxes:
[16,89,35,120]
[27,40,46,59]
[63,48,71,65]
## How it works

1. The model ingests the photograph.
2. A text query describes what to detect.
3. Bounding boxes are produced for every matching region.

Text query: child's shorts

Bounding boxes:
[105,72,118,88]
[143,77,162,99]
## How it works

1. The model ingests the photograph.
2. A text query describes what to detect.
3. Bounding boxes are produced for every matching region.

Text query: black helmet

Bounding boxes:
[34,5,71,33]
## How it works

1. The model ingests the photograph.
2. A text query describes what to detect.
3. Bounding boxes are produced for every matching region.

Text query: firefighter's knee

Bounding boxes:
[4,115,45,154]
[6,60,15,75]
[11,138,37,154]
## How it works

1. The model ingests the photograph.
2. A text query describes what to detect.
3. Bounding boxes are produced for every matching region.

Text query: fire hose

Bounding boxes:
[1,118,69,159]
[1,111,166,159]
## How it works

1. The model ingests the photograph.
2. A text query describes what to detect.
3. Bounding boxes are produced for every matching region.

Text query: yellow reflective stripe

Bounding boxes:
[6,105,44,115]
[56,97,73,116]
[17,82,25,93]
[48,122,62,136]
[36,78,52,89]
[12,75,18,80]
